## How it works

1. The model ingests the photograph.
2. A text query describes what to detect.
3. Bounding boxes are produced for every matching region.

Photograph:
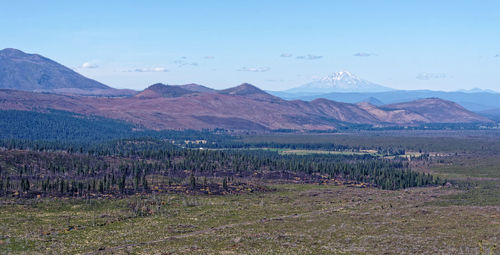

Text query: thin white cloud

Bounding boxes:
[280,53,293,58]
[296,54,322,60]
[353,52,375,57]
[416,72,447,80]
[80,62,98,69]
[237,67,270,72]
[204,56,215,59]
[174,59,199,67]
[125,67,168,72]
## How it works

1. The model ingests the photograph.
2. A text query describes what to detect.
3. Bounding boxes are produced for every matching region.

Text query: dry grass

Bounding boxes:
[1,184,499,254]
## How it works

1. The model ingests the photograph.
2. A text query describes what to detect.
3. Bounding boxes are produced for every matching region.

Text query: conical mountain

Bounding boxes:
[286,71,393,93]
[0,48,109,92]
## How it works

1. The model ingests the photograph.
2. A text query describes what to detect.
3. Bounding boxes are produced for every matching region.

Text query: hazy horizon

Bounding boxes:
[2,1,499,92]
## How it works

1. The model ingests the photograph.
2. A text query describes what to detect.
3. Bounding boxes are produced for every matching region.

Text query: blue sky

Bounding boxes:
[1,0,499,91]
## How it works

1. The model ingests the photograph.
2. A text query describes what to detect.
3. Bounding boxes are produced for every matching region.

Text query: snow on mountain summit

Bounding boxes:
[286,71,393,93]
[319,71,357,82]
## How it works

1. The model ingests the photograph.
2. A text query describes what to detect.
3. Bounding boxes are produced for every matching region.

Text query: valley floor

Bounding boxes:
[1,131,500,254]
[1,182,499,254]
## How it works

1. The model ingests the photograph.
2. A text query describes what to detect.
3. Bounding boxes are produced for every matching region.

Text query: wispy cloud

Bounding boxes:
[296,54,322,60]
[494,54,500,58]
[416,72,447,80]
[125,67,168,72]
[174,59,199,67]
[237,67,270,72]
[80,62,98,69]
[353,52,375,57]
[204,56,215,59]
[280,53,293,58]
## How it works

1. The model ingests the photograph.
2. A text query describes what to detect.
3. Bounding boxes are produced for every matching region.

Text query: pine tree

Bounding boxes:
[99,181,104,193]
[142,175,149,191]
[222,177,228,190]
[189,173,196,190]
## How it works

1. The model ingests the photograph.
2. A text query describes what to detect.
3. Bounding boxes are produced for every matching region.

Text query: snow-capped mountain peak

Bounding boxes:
[286,71,393,93]
[320,71,357,81]
[316,71,363,86]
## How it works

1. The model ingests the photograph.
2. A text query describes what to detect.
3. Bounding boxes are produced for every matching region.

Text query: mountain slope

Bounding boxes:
[478,108,500,121]
[135,83,195,98]
[358,97,384,106]
[382,98,491,123]
[180,83,217,93]
[0,48,136,96]
[220,83,283,102]
[0,85,491,131]
[286,71,393,93]
[0,48,109,91]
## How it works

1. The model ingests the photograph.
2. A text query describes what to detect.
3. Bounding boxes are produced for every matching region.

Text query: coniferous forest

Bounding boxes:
[0,110,445,199]
[0,141,441,198]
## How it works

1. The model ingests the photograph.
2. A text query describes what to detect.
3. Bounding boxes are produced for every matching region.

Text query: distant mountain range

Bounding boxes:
[270,89,500,112]
[0,83,490,131]
[0,48,495,131]
[458,88,498,93]
[269,72,500,114]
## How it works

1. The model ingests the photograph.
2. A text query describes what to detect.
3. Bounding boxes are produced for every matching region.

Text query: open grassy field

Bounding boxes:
[1,182,499,254]
[425,154,500,208]
[241,131,500,153]
[432,155,500,179]
[252,148,377,156]
[278,149,372,156]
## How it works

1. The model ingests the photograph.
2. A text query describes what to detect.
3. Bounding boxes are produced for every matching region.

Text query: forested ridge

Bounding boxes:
[0,109,234,146]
